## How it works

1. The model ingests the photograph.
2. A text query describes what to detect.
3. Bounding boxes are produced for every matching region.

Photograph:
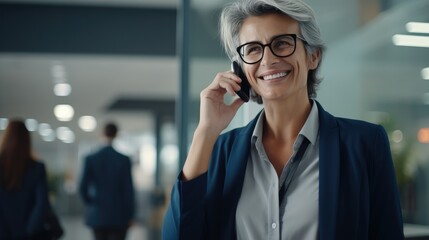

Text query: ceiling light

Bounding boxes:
[54,83,71,96]
[38,123,52,136]
[0,118,8,130]
[41,129,55,142]
[422,67,429,80]
[56,126,75,143]
[406,22,429,34]
[25,118,38,131]
[392,34,429,48]
[79,116,97,132]
[51,63,66,80]
[54,104,74,121]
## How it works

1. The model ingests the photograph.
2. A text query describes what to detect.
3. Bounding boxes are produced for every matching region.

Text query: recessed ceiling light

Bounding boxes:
[406,22,429,34]
[51,63,66,80]
[25,118,38,131]
[54,83,72,96]
[79,116,97,132]
[54,104,74,121]
[0,118,8,130]
[56,126,75,143]
[392,34,429,48]
[41,128,55,142]
[421,67,429,80]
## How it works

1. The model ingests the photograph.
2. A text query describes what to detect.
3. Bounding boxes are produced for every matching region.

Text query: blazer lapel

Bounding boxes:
[316,101,341,240]
[221,116,259,240]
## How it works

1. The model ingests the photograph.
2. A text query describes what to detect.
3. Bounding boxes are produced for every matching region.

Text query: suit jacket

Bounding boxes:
[162,101,404,240]
[0,161,50,239]
[79,145,135,228]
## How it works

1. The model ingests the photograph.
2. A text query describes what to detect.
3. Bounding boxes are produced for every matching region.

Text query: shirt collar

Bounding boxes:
[299,99,319,145]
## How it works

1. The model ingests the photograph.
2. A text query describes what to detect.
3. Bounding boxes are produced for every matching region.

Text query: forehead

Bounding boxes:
[239,13,300,44]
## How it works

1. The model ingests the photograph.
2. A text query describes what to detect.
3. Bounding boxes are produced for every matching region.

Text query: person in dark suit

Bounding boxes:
[0,119,51,240]
[79,122,135,240]
[162,0,404,239]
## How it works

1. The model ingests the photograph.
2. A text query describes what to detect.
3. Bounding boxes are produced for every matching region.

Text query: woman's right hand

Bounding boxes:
[182,70,245,181]
[198,70,245,135]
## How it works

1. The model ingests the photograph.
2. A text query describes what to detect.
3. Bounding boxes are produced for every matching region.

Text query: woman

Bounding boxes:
[163,0,404,239]
[0,119,50,239]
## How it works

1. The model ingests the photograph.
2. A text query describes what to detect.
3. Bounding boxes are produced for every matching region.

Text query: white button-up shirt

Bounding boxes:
[236,101,320,240]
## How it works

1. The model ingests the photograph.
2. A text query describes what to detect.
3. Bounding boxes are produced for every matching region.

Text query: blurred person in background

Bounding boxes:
[0,119,51,239]
[79,122,135,240]
[162,0,404,239]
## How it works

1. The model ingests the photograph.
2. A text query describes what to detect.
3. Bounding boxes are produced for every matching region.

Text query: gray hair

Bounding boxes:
[220,0,326,102]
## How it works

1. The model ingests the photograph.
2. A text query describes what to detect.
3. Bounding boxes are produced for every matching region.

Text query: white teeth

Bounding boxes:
[263,72,288,80]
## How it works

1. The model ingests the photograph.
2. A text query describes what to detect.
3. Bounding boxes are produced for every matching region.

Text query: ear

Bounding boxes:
[308,49,320,70]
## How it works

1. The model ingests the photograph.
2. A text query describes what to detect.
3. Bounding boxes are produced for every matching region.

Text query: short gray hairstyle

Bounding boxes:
[220,0,326,103]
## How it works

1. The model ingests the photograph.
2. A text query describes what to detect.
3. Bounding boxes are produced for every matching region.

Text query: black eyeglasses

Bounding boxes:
[236,34,307,64]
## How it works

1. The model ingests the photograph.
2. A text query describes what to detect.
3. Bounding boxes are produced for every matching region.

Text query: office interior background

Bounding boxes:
[0,0,428,239]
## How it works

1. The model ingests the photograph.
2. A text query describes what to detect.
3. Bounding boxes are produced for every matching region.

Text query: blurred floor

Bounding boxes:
[60,216,149,240]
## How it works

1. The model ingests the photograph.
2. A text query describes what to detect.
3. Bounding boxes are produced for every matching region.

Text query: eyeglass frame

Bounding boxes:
[236,33,307,64]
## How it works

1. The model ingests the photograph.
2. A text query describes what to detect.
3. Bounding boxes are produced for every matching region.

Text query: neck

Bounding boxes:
[263,98,312,142]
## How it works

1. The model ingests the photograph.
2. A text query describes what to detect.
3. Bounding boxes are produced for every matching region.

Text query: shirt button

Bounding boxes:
[272,223,277,229]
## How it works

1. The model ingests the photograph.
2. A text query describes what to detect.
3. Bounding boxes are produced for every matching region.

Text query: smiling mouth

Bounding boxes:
[262,71,290,81]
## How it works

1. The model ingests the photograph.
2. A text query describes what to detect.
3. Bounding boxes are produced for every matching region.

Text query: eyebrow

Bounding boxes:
[241,33,300,45]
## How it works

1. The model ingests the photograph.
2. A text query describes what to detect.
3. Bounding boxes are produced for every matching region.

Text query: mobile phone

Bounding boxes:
[231,61,250,102]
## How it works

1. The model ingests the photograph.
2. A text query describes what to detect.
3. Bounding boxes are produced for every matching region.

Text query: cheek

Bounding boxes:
[297,55,312,74]
[244,66,258,83]
[293,59,311,85]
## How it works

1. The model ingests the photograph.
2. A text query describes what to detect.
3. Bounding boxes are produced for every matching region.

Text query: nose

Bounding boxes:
[260,45,280,66]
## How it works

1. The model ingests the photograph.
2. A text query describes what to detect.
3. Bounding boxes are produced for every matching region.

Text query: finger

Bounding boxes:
[213,71,242,85]
[221,72,244,90]
[226,71,242,82]
[219,80,240,95]
[205,71,243,97]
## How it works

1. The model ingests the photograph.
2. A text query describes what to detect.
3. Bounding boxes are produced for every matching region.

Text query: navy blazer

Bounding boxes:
[0,161,50,239]
[79,145,135,228]
[162,102,404,240]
